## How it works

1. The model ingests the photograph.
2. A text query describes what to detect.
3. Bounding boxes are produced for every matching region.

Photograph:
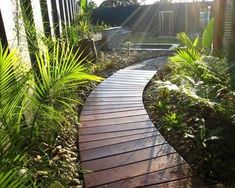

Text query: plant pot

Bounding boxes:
[76,39,98,64]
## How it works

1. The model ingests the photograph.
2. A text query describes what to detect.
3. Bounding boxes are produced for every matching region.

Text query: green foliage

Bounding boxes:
[19,0,39,65]
[78,18,92,39]
[0,41,101,186]
[80,0,87,12]
[202,18,215,50]
[87,0,97,13]
[173,18,215,66]
[66,25,82,44]
[176,32,199,49]
[163,112,186,131]
[150,17,235,182]
[66,12,95,44]
[29,42,101,141]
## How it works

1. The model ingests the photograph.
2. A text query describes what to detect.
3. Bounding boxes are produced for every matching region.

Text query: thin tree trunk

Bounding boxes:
[213,0,226,55]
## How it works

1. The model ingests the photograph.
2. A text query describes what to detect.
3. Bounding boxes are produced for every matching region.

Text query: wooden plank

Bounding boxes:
[145,177,205,188]
[82,103,143,111]
[80,131,159,150]
[93,88,143,91]
[96,82,144,89]
[80,115,150,127]
[94,86,143,91]
[98,83,145,87]
[104,78,147,83]
[84,153,187,187]
[85,97,143,102]
[80,135,167,161]
[88,93,142,97]
[118,69,156,74]
[92,89,143,93]
[82,144,176,172]
[106,76,149,81]
[107,74,150,79]
[106,77,148,83]
[84,101,142,106]
[81,106,144,115]
[110,74,152,79]
[95,85,143,90]
[79,69,204,188]
[102,80,147,86]
[80,109,146,121]
[112,73,155,78]
[79,121,154,135]
[98,81,144,86]
[93,164,195,188]
[91,89,142,93]
[79,127,158,143]
[79,128,156,143]
[115,72,156,76]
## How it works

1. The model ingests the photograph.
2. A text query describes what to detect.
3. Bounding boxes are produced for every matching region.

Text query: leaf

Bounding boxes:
[177,32,194,48]
[193,35,200,47]
[81,0,88,12]
[184,133,195,138]
[29,41,102,140]
[202,18,215,49]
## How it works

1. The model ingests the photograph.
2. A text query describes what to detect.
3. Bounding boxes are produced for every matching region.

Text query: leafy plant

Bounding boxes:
[80,0,88,13]
[123,41,133,56]
[149,17,235,183]
[202,18,215,50]
[78,19,92,39]
[163,112,185,131]
[0,40,101,186]
[66,25,82,45]
[171,18,215,68]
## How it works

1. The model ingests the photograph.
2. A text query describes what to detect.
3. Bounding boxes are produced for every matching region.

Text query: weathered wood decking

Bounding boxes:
[79,69,205,188]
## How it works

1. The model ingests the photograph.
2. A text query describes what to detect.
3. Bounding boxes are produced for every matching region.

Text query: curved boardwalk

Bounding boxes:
[79,69,205,188]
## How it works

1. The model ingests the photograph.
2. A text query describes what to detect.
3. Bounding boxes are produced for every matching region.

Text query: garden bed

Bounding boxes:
[143,59,235,188]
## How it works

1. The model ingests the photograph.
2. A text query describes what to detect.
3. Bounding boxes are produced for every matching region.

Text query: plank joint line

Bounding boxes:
[79,69,205,188]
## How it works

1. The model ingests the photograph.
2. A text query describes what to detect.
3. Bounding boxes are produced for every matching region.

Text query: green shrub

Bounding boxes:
[0,41,101,186]
[150,18,235,182]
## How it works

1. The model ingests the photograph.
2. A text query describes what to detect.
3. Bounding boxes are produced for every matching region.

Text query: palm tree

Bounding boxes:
[0,41,101,186]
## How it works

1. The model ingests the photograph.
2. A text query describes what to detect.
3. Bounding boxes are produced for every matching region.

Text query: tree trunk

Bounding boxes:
[213,0,226,55]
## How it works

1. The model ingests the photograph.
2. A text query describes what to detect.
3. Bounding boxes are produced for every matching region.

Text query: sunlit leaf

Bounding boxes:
[202,18,215,49]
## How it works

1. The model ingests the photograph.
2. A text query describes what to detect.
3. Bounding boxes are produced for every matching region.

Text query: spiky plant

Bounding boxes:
[0,40,101,186]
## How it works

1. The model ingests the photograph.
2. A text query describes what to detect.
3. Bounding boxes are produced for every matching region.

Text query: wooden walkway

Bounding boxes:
[79,69,205,188]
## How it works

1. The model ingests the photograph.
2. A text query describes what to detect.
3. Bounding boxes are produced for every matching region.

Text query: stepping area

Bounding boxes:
[79,69,205,188]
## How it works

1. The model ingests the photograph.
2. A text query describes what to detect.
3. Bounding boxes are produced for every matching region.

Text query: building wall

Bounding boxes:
[0,0,31,66]
[0,0,77,65]
[92,2,213,36]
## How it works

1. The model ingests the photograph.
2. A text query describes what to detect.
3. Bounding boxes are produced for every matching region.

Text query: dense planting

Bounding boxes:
[144,21,235,186]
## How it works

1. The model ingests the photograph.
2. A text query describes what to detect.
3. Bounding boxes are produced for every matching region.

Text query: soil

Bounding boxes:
[142,61,235,188]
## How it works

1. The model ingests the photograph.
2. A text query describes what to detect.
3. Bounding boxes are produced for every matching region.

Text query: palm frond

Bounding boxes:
[177,32,194,48]
[28,42,102,140]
